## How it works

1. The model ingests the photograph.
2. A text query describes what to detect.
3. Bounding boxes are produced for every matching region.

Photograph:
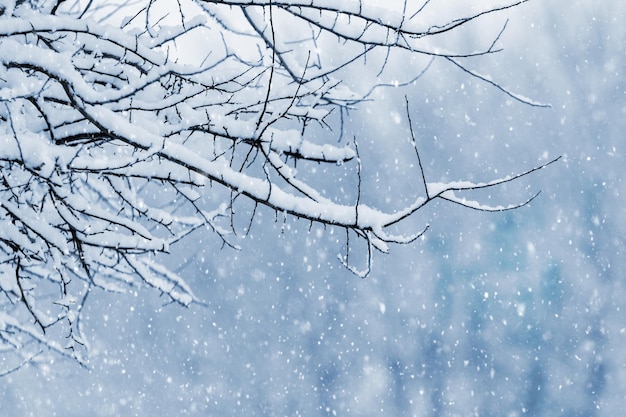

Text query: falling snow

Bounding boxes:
[1,1,624,417]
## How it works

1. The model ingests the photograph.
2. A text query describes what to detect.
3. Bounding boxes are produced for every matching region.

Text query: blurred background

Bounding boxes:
[1,0,624,415]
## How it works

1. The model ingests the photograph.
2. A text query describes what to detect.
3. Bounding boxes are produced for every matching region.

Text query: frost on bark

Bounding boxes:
[0,0,557,370]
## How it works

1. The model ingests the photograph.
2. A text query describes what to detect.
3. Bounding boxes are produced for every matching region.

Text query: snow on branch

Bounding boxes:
[0,0,554,369]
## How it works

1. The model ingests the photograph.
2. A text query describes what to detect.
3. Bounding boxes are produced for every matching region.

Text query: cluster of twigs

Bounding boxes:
[0,0,556,370]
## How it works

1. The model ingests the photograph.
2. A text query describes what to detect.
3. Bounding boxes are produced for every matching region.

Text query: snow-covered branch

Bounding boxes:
[0,0,553,369]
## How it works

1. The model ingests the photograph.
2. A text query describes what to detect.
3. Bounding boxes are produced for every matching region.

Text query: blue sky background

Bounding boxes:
[1,0,624,415]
